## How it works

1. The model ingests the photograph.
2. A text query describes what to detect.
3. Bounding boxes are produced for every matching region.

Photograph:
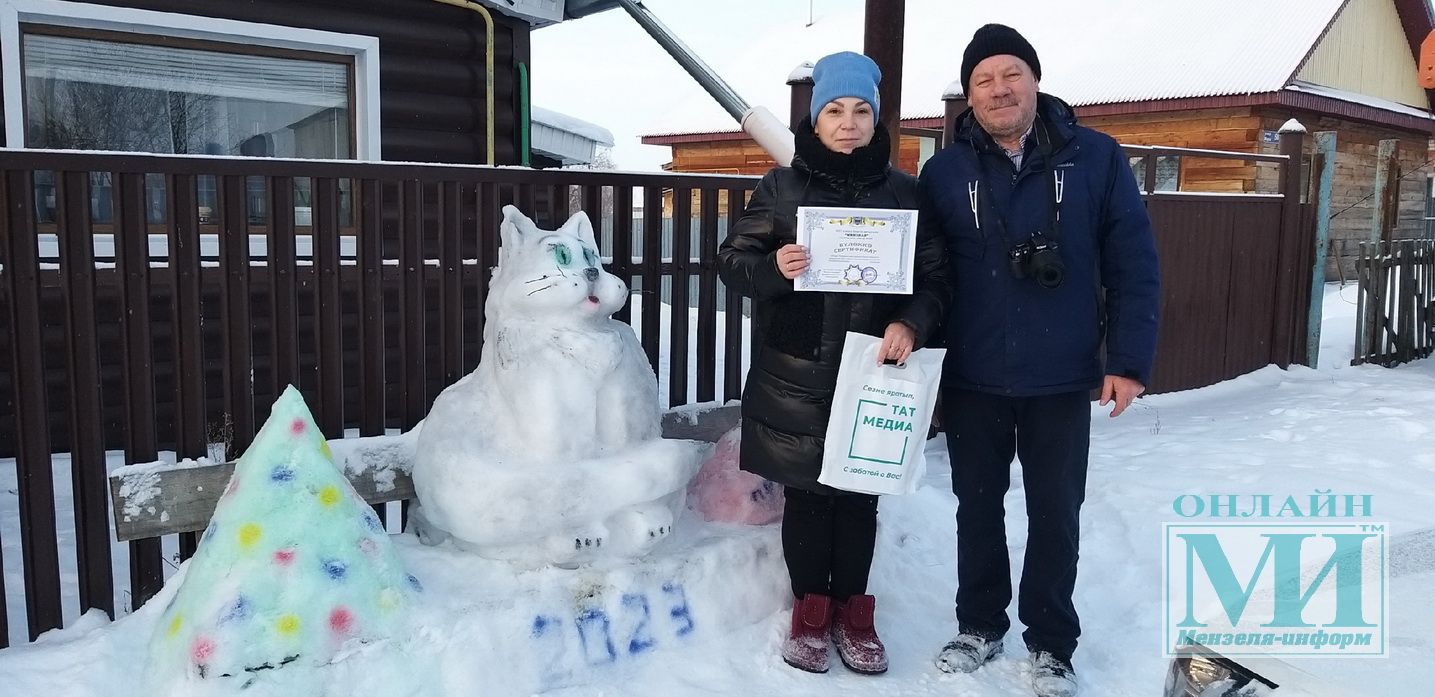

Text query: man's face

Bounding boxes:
[967,54,1039,142]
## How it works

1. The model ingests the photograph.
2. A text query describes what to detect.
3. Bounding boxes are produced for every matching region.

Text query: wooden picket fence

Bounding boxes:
[1352,238,1435,366]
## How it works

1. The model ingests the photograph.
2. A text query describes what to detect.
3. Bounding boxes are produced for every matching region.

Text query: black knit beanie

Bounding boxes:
[960,23,1041,94]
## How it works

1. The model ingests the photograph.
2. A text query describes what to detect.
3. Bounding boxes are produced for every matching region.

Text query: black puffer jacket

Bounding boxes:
[717,120,950,494]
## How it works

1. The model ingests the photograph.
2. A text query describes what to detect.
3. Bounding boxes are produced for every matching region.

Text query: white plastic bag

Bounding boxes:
[818,332,945,495]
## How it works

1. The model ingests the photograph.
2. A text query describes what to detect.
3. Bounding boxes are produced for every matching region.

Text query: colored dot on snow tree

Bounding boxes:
[318,485,341,507]
[219,596,251,625]
[363,511,384,533]
[379,588,401,611]
[238,523,262,549]
[190,636,216,664]
[329,607,354,634]
[276,614,301,636]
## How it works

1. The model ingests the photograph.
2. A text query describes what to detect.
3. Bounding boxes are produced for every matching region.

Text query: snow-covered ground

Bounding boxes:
[3,283,1434,694]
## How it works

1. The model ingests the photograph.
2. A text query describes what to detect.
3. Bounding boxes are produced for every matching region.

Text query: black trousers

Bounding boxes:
[781,486,879,601]
[942,388,1090,661]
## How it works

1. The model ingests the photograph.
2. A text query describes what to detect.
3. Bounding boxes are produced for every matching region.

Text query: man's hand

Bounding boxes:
[1099,375,1145,418]
[877,322,916,366]
[776,244,809,280]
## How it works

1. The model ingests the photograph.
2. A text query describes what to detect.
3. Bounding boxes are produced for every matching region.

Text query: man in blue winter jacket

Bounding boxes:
[920,24,1160,697]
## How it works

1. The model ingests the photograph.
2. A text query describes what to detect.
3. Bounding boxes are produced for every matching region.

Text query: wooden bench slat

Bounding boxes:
[109,404,741,542]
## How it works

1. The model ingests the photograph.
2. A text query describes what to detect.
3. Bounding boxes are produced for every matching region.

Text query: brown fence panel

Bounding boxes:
[611,185,634,327]
[438,181,464,390]
[1145,194,1303,394]
[1147,197,1235,392]
[315,178,344,438]
[58,170,113,618]
[724,188,747,402]
[640,186,663,373]
[220,175,256,452]
[400,180,426,430]
[474,182,501,363]
[1222,201,1287,380]
[269,177,299,392]
[669,188,692,408]
[696,189,719,404]
[3,168,63,639]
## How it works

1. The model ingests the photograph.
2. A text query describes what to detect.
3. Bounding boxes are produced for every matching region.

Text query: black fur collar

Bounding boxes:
[791,117,891,187]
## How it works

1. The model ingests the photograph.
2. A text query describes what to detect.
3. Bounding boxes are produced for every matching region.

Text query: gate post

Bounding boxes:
[1370,139,1399,243]
[1306,131,1337,367]
[942,81,967,149]
[1272,120,1308,368]
[787,62,814,131]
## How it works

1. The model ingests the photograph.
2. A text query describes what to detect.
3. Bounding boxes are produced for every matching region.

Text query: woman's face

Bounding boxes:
[814,97,875,154]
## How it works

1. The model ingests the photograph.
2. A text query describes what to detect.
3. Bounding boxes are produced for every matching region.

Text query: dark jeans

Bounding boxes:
[781,486,879,601]
[942,388,1091,661]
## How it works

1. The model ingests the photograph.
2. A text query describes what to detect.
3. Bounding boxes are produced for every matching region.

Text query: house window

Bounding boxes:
[1426,176,1435,236]
[22,29,354,158]
[1128,154,1181,192]
[3,3,380,231]
[3,1,380,155]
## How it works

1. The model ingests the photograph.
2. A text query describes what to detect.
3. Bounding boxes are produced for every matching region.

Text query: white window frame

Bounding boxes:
[0,0,381,159]
[1425,175,1435,237]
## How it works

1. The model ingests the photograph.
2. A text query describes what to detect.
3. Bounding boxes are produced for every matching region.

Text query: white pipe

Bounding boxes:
[741,106,794,167]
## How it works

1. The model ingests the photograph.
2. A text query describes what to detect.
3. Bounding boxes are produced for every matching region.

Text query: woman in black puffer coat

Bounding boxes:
[717,51,950,676]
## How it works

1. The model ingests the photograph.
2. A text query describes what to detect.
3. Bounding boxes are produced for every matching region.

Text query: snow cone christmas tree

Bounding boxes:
[146,386,420,690]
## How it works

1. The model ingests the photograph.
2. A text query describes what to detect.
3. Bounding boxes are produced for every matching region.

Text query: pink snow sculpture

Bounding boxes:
[687,426,784,525]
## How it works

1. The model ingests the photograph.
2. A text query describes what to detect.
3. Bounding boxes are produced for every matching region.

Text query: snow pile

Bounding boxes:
[145,386,419,695]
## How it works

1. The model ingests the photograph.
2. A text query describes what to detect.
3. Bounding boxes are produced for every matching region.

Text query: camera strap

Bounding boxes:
[972,116,1064,247]
[1037,118,1064,246]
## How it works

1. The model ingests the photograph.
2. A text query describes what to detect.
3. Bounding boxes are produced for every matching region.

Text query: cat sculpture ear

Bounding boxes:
[561,211,599,251]
[499,205,540,265]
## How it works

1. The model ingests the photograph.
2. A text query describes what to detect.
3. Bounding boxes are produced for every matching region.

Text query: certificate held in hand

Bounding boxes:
[794,206,918,295]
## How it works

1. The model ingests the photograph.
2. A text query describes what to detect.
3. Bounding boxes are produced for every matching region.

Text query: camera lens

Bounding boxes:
[1035,264,1063,288]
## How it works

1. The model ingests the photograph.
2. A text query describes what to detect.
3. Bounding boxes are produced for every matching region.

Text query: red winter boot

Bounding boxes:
[781,593,832,673]
[832,594,887,674]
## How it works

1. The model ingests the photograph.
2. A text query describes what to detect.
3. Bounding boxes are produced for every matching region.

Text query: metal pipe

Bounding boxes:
[613,0,749,122]
[429,0,497,165]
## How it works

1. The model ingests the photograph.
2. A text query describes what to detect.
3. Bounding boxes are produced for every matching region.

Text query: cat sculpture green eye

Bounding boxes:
[582,247,599,267]
[550,243,572,267]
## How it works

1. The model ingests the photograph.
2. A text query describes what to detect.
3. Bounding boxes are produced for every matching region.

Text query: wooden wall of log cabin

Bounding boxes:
[1082,108,1264,193]
[1251,109,1432,281]
[665,133,928,177]
[660,135,926,217]
[16,0,526,164]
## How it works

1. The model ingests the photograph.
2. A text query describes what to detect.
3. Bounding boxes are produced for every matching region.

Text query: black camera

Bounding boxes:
[1008,233,1065,288]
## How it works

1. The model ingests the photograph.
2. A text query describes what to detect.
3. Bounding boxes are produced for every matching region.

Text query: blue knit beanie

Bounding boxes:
[809,51,881,124]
